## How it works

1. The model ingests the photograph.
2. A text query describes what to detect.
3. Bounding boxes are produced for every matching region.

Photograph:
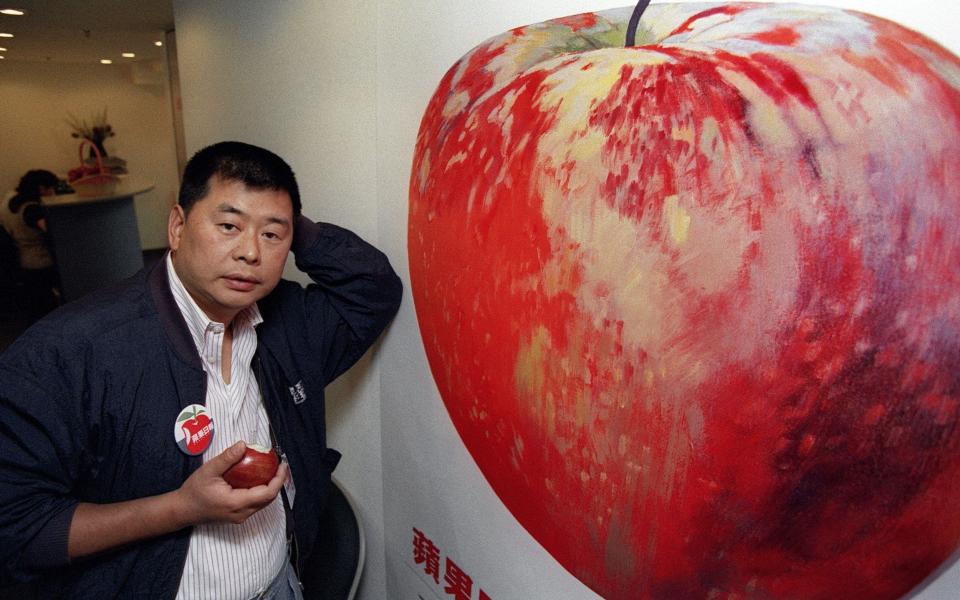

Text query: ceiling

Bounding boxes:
[0,0,174,64]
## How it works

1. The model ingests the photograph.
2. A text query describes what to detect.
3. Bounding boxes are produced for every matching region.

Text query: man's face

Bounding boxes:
[168,176,294,324]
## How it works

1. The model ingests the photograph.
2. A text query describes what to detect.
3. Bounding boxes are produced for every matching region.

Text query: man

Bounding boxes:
[0,142,402,599]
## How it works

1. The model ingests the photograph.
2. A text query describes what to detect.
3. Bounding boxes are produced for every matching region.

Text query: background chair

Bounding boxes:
[300,477,365,600]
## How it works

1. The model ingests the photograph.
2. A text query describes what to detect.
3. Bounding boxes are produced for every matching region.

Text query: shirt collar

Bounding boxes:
[165,252,263,356]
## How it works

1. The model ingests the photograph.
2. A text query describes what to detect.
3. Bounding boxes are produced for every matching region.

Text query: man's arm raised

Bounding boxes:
[288,217,403,384]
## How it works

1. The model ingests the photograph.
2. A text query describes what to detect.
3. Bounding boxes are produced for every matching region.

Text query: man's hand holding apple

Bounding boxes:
[67,442,287,559]
[174,441,287,526]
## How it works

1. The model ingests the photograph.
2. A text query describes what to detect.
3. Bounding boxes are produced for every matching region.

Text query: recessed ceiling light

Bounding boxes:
[0,9,25,16]
[121,52,135,58]
[100,59,112,64]
[154,40,163,47]
[0,33,13,38]
[0,55,4,59]
[0,47,6,52]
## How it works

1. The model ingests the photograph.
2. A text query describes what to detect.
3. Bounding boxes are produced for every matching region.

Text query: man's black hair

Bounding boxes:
[178,141,301,216]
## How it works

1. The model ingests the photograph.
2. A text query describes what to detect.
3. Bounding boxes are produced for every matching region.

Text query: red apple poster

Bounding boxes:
[386,2,960,599]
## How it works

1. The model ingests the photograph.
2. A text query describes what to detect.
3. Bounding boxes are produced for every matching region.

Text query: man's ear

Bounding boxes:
[168,205,186,251]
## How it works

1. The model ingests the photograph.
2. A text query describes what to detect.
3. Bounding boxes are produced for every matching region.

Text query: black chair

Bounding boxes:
[300,477,365,600]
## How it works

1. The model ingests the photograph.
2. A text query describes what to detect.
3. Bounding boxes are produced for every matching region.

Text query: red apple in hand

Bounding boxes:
[223,443,279,489]
[409,3,960,599]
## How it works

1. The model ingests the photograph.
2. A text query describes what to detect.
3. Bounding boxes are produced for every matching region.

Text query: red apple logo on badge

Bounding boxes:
[409,2,960,599]
[175,404,214,456]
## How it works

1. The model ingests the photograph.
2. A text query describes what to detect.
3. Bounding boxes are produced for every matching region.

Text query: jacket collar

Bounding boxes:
[147,255,301,388]
[147,254,203,370]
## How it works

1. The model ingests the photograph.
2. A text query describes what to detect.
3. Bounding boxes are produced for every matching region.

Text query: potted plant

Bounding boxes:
[65,108,128,174]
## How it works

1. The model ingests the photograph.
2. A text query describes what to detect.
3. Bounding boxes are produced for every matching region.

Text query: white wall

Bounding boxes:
[0,59,180,250]
[172,1,960,599]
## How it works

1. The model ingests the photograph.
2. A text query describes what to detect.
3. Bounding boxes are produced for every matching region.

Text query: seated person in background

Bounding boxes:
[0,169,61,319]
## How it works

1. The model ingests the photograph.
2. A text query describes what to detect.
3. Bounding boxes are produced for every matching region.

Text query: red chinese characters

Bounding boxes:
[443,558,472,600]
[412,528,441,584]
[412,528,492,600]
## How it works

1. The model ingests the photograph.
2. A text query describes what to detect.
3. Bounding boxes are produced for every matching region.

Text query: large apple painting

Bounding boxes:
[409,3,960,599]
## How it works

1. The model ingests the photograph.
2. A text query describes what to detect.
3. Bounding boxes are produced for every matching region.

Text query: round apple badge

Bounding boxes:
[174,404,215,455]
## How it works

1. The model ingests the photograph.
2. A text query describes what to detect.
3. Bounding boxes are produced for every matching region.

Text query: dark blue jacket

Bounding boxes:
[0,218,402,598]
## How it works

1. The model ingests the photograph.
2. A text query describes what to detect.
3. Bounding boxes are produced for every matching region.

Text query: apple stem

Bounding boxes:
[625,0,653,47]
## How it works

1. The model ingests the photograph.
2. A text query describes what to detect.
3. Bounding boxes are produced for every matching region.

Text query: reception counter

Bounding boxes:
[44,179,154,302]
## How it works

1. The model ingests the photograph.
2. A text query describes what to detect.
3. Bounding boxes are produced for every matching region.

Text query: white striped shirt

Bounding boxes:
[167,254,288,600]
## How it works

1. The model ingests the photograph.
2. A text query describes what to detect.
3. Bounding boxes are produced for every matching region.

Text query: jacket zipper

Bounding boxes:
[253,354,302,581]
